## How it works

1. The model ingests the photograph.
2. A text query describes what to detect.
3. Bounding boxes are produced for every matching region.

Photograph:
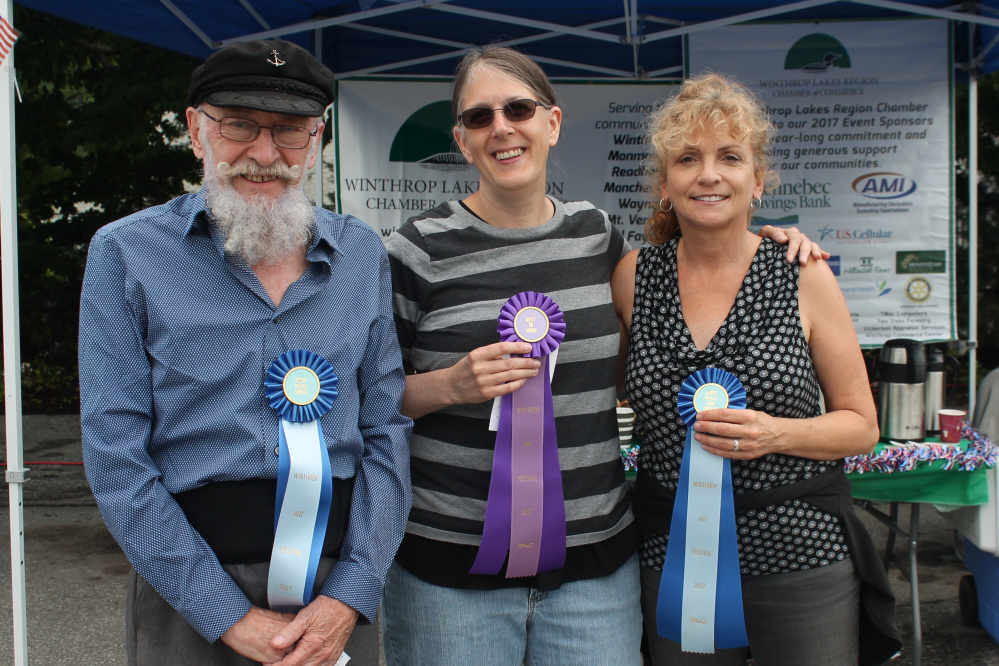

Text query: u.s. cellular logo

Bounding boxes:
[852,172,917,200]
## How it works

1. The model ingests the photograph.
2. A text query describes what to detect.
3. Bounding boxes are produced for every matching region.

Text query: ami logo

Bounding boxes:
[851,172,917,200]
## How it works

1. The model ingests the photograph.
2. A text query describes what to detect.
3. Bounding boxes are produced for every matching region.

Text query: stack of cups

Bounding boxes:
[616,406,635,447]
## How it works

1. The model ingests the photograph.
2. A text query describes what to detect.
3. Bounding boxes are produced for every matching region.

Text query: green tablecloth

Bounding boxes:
[623,438,992,505]
[847,438,991,506]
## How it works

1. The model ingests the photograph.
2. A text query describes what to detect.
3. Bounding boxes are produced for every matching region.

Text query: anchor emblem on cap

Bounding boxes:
[267,50,285,67]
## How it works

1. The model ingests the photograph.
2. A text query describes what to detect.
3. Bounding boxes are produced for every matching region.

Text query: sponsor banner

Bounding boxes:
[689,20,955,345]
[334,79,670,246]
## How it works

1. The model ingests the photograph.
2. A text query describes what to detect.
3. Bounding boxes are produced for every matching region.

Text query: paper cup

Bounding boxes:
[616,407,635,443]
[938,409,967,443]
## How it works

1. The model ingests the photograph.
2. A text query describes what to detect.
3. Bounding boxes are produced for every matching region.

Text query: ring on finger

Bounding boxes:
[732,438,740,452]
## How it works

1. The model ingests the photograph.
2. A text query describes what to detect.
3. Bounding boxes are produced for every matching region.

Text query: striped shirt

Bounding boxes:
[385,198,635,588]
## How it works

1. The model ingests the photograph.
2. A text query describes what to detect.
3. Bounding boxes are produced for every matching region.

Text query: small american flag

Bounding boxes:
[0,16,20,67]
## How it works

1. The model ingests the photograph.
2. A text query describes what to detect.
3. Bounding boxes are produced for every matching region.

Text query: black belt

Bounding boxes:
[633,464,848,536]
[173,477,355,564]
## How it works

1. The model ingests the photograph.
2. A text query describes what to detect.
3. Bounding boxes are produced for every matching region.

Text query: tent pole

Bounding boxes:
[314,29,324,210]
[628,0,640,78]
[969,21,980,413]
[0,0,28,663]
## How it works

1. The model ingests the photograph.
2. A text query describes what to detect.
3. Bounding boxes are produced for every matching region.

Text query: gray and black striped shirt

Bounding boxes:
[385,198,636,589]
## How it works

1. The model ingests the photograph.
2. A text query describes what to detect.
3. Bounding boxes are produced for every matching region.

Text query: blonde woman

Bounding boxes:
[612,74,901,665]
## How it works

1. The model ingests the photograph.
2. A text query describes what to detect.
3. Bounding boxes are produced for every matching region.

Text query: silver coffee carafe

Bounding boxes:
[924,346,945,437]
[876,339,926,442]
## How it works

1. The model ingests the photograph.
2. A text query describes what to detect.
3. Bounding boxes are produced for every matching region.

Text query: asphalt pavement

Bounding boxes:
[0,415,997,665]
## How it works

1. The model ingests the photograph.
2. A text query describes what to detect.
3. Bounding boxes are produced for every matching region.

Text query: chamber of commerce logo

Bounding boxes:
[389,100,469,169]
[905,277,932,303]
[852,173,917,200]
[784,34,852,72]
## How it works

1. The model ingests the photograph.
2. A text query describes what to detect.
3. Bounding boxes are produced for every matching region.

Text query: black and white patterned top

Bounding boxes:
[627,238,849,576]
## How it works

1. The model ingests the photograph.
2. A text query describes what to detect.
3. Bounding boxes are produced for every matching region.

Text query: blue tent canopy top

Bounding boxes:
[14,0,999,78]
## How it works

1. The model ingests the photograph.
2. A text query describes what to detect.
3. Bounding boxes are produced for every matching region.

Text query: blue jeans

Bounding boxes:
[382,554,642,666]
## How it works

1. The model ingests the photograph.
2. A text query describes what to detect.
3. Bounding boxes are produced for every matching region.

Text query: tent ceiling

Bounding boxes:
[14,1,999,77]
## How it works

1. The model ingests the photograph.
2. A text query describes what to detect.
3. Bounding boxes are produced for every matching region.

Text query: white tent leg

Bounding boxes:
[1,1,28,664]
[969,24,979,413]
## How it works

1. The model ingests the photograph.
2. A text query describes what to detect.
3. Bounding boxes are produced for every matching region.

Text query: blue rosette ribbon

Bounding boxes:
[657,367,749,653]
[471,292,567,578]
[263,350,338,610]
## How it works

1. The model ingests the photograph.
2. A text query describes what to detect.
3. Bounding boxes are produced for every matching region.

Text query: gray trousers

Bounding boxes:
[126,559,379,665]
[641,558,860,666]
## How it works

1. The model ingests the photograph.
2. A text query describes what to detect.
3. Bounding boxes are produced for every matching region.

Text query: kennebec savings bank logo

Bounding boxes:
[784,34,852,72]
[388,100,471,170]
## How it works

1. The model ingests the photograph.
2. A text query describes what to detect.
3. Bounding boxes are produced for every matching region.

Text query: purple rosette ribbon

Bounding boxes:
[471,292,566,578]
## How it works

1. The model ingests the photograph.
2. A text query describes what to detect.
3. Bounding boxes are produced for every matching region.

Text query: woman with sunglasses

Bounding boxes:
[381,46,821,666]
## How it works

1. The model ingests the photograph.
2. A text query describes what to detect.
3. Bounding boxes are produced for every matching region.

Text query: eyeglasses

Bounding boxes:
[457,99,551,130]
[199,109,319,149]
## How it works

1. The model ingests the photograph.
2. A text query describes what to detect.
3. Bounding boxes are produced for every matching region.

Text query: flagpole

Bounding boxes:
[0,1,28,663]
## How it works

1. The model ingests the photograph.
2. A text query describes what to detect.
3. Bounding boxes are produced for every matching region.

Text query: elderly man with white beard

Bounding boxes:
[78,40,412,666]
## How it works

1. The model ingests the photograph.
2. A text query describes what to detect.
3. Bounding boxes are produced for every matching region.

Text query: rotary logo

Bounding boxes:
[905,277,932,303]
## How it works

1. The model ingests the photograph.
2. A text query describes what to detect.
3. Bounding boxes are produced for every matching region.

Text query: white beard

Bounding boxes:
[202,144,314,267]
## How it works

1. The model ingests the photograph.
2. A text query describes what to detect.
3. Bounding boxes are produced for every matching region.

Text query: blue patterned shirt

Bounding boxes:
[79,191,412,642]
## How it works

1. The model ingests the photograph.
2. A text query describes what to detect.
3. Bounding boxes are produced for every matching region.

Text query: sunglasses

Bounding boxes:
[457,99,551,130]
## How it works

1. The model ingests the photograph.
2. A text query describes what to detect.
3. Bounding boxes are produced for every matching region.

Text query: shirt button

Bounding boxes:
[274,317,280,323]
[274,446,280,456]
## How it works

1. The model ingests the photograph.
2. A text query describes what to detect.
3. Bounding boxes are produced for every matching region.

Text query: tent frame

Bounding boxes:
[2,1,994,664]
[2,0,27,662]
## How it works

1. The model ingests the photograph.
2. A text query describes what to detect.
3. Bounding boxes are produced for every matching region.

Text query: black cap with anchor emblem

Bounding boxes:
[188,39,336,117]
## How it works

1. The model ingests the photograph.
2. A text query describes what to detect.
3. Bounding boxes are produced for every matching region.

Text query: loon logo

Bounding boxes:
[784,34,852,72]
[389,101,470,170]
[852,173,917,200]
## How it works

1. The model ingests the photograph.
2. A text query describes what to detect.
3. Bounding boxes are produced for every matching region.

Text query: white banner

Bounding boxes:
[334,79,671,247]
[689,20,955,346]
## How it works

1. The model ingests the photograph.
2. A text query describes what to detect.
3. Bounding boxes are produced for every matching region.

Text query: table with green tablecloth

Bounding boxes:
[848,439,990,506]
[846,437,992,666]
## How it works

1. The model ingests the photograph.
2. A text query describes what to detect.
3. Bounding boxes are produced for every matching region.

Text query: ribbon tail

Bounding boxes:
[268,419,327,611]
[715,458,749,648]
[471,392,514,575]
[507,368,545,578]
[303,424,334,605]
[657,430,693,642]
[538,357,566,573]
[275,424,291,532]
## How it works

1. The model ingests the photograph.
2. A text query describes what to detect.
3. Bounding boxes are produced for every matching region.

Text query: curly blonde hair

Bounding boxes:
[644,74,779,245]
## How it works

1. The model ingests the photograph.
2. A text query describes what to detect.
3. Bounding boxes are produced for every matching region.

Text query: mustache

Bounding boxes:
[215,160,302,182]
